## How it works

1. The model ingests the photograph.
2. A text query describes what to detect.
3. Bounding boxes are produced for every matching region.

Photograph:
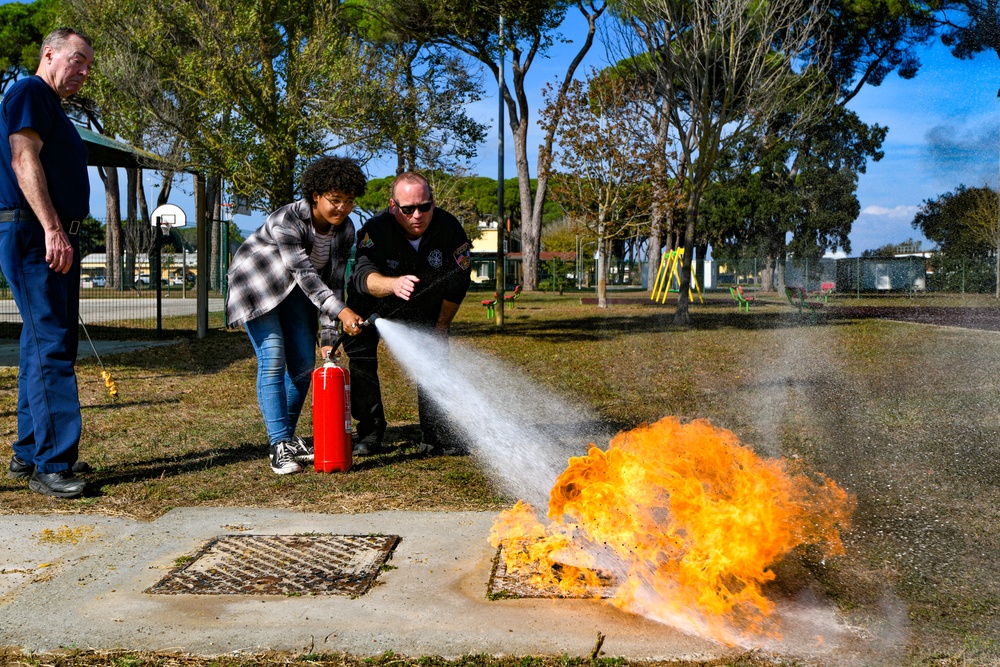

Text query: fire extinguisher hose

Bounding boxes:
[326,312,379,358]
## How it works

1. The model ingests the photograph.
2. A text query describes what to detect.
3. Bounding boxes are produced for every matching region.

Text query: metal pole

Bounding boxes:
[196,172,209,338]
[494,14,506,326]
[154,220,163,335]
[576,235,581,289]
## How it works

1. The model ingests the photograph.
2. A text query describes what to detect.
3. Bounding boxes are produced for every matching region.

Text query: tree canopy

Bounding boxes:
[0,0,58,93]
[912,184,997,257]
[72,0,397,211]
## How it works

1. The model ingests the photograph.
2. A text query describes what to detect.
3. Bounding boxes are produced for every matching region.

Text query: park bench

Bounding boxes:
[728,285,753,313]
[786,286,824,323]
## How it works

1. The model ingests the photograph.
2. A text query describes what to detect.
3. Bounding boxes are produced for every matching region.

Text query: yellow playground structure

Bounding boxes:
[650,248,704,303]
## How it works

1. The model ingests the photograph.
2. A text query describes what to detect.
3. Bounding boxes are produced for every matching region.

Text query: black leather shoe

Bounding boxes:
[9,456,91,479]
[8,454,32,479]
[29,470,87,498]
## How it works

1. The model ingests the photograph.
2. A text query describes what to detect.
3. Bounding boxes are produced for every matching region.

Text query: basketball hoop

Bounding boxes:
[150,204,187,236]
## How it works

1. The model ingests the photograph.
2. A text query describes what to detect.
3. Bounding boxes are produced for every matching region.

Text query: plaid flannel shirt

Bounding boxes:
[225,198,355,347]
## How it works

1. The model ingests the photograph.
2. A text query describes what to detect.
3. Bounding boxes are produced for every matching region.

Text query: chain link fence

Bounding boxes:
[713,254,999,296]
[0,217,229,339]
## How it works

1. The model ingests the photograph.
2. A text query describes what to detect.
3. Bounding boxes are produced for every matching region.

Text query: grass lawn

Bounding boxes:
[1,289,998,666]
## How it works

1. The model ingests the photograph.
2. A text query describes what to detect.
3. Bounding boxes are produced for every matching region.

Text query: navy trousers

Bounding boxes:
[0,214,82,473]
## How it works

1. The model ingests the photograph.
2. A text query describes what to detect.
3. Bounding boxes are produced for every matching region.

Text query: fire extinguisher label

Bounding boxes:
[344,385,351,433]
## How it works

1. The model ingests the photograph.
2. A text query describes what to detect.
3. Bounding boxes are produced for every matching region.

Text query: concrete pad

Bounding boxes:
[0,509,728,659]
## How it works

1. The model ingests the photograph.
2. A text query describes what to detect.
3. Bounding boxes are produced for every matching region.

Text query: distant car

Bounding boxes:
[92,276,107,287]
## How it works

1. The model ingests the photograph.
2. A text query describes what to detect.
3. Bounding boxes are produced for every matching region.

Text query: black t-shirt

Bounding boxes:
[347,207,471,323]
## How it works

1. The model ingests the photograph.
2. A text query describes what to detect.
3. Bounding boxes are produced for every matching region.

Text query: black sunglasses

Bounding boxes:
[395,201,433,215]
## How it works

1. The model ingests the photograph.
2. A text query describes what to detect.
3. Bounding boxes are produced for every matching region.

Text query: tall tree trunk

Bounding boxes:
[596,214,607,308]
[137,170,150,226]
[674,198,698,325]
[646,205,662,290]
[98,166,123,290]
[646,99,671,289]
[395,141,406,176]
[511,117,538,290]
[157,170,175,207]
[208,175,222,291]
[762,256,775,293]
[125,168,139,285]
[776,255,787,293]
[509,3,605,292]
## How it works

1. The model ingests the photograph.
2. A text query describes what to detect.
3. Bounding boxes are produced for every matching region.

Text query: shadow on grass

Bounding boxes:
[456,308,856,342]
[87,329,255,375]
[72,441,265,495]
[81,397,183,411]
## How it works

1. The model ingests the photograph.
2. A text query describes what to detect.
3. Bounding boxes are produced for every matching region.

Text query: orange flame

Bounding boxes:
[490,417,855,645]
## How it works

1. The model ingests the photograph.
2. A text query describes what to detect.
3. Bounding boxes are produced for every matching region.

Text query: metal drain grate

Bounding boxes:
[146,534,399,596]
[487,543,616,599]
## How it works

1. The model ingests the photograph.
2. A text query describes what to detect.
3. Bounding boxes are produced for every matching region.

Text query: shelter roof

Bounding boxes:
[77,126,176,171]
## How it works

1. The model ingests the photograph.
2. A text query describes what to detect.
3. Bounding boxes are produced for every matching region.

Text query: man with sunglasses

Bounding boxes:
[344,172,472,456]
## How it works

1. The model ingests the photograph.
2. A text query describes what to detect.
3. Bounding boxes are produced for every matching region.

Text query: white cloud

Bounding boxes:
[860,205,920,220]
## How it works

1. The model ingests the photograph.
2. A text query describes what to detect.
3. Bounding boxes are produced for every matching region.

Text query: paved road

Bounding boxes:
[0,297,224,324]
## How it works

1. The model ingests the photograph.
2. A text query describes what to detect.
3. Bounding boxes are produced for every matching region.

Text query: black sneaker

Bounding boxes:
[28,470,87,498]
[352,433,383,456]
[414,442,442,456]
[287,435,314,462]
[269,441,303,475]
[8,454,32,479]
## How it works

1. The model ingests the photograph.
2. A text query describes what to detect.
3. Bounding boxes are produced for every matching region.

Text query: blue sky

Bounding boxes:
[69,8,999,256]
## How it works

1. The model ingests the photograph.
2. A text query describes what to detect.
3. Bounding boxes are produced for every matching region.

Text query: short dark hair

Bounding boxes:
[301,156,367,200]
[41,27,92,56]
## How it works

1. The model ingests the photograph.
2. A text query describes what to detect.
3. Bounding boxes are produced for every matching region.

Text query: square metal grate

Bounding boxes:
[487,542,616,599]
[146,534,399,596]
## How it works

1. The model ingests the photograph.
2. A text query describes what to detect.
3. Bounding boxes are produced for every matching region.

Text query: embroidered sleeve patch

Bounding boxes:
[454,242,471,271]
[359,233,374,249]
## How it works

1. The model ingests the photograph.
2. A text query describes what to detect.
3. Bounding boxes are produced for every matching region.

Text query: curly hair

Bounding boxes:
[301,156,367,200]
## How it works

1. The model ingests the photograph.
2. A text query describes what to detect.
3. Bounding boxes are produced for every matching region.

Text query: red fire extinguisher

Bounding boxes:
[312,352,352,472]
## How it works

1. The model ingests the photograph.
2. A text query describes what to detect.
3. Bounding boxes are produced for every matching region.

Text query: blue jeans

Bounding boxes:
[0,214,82,474]
[244,287,318,445]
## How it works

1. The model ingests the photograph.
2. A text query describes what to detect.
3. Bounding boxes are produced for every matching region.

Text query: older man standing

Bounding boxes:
[344,172,472,456]
[0,28,94,498]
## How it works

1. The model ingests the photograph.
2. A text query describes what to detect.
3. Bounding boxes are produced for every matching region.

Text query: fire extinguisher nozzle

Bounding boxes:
[364,313,379,327]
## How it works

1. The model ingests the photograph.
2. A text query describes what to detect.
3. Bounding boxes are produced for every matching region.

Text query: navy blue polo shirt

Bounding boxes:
[0,76,89,220]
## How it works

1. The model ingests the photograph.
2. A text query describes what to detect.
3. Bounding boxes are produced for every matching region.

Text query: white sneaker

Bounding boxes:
[287,435,314,462]
[269,441,303,475]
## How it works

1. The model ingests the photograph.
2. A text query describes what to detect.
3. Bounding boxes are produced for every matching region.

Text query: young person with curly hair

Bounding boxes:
[226,156,367,474]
